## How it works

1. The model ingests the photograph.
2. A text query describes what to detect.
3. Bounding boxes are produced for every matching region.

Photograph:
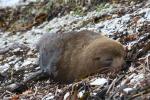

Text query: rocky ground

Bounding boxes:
[0,0,150,100]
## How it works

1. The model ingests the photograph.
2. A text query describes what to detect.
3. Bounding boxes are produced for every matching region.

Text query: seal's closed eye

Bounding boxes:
[94,57,113,67]
[102,58,113,67]
[93,57,101,60]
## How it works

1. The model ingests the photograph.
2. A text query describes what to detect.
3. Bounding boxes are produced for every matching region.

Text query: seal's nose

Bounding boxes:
[112,57,124,72]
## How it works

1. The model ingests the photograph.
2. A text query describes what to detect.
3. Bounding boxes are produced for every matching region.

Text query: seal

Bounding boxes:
[8,30,125,92]
[37,30,125,83]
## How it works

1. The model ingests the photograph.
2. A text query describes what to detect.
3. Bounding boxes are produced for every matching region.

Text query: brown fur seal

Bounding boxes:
[37,30,125,83]
[8,30,125,92]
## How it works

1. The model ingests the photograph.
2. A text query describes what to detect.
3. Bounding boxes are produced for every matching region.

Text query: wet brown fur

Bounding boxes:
[37,30,125,83]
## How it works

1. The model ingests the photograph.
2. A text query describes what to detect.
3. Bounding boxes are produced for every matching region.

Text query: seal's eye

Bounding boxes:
[103,58,113,67]
[93,57,113,67]
[93,57,101,60]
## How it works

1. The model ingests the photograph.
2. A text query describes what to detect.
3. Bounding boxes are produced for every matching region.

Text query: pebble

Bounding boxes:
[90,78,108,86]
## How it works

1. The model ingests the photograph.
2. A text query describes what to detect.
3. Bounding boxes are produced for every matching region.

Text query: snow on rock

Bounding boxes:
[90,78,108,86]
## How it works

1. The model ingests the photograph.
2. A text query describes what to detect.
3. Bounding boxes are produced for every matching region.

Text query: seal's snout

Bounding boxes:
[111,57,124,72]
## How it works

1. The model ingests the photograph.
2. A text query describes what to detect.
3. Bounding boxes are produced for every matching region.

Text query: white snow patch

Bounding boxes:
[90,78,108,86]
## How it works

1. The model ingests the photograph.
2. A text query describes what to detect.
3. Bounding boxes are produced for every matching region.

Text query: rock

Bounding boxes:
[123,88,136,94]
[63,92,70,100]
[90,78,108,86]
[0,64,10,73]
[130,74,145,85]
[26,50,35,57]
[78,90,85,98]
[14,61,22,71]
[7,82,27,93]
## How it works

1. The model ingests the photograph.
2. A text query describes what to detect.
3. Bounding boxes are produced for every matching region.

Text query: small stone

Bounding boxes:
[78,90,85,98]
[12,48,24,55]
[0,64,10,73]
[7,83,18,90]
[21,60,32,67]
[7,83,27,92]
[130,1,135,6]
[90,78,108,86]
[130,74,145,85]
[14,61,22,71]
[42,93,54,100]
[12,48,21,53]
[64,92,70,100]
[123,88,136,94]
[27,50,34,56]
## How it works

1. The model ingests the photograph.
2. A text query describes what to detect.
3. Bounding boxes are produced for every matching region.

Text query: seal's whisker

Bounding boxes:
[96,67,110,73]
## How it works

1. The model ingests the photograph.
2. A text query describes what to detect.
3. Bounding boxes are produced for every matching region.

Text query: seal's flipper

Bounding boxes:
[7,70,48,93]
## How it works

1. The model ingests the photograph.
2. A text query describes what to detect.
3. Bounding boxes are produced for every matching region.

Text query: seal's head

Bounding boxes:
[78,36,125,78]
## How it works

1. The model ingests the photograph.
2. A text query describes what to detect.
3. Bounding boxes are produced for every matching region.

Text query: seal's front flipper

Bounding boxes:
[7,70,48,93]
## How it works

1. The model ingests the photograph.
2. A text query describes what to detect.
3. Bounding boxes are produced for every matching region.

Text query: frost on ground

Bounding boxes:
[0,0,150,99]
